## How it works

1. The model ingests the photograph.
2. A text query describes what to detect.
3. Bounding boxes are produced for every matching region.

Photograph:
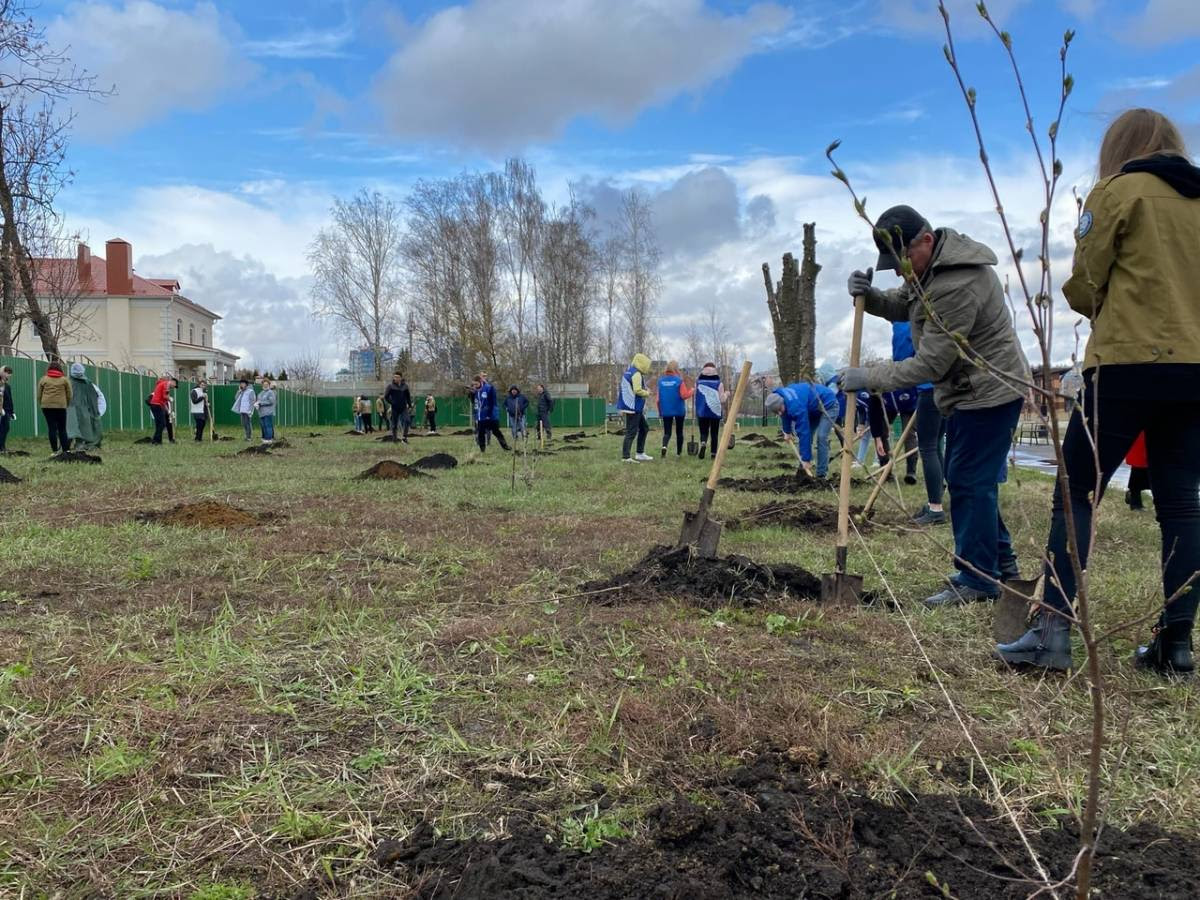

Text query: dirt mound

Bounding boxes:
[729,500,863,532]
[376,434,405,443]
[451,428,475,436]
[0,450,30,457]
[740,431,766,441]
[0,465,21,484]
[133,436,155,445]
[268,438,293,449]
[749,436,781,448]
[237,445,273,456]
[137,501,271,528]
[718,472,833,494]
[344,429,366,435]
[307,432,324,438]
[375,749,1200,900]
[579,545,822,609]
[358,460,431,481]
[562,432,588,442]
[53,451,101,464]
[557,445,589,452]
[413,453,458,470]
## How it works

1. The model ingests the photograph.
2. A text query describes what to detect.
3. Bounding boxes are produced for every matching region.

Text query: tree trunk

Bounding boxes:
[762,223,820,385]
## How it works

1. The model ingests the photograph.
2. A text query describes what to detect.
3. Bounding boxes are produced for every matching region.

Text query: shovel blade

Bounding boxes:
[820,571,864,606]
[695,519,722,559]
[678,509,706,547]
[687,440,698,456]
[994,577,1038,644]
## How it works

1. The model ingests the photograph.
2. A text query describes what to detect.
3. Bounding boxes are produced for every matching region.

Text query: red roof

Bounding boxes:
[33,255,222,320]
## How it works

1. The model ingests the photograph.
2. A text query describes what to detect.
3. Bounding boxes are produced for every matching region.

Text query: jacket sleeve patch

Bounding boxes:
[1077,210,1093,239]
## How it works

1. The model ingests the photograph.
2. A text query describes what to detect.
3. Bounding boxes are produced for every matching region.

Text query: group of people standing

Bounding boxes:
[353,375,439,442]
[467,374,554,452]
[617,355,729,462]
[0,361,106,455]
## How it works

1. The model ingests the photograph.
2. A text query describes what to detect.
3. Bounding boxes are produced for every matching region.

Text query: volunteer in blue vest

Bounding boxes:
[894,320,950,526]
[656,361,694,458]
[764,381,839,478]
[472,373,510,454]
[865,388,918,482]
[842,204,1031,608]
[694,362,725,460]
[618,353,653,463]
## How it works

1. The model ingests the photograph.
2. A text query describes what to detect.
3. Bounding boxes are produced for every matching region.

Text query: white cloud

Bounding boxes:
[244,21,356,59]
[371,0,792,148]
[878,0,1031,37]
[1122,0,1200,46]
[48,1,255,139]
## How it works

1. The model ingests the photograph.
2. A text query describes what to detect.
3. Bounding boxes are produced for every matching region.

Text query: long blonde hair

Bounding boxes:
[1099,108,1189,179]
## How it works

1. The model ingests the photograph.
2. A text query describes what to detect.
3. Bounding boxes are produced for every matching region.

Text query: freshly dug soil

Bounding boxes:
[557,445,589,452]
[136,501,271,529]
[451,428,475,436]
[269,438,293,449]
[133,436,155,445]
[375,749,1200,900]
[740,431,766,441]
[718,472,834,494]
[579,544,822,609]
[413,453,458,470]
[0,465,21,484]
[562,432,588,442]
[0,450,30,457]
[728,500,861,532]
[53,451,101,464]
[358,460,431,481]
[377,434,405,443]
[748,436,781,448]
[307,432,324,438]
[344,429,367,435]
[237,445,273,456]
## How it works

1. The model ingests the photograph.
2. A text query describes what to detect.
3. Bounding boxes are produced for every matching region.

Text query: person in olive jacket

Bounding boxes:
[37,361,73,454]
[842,205,1030,609]
[996,109,1200,676]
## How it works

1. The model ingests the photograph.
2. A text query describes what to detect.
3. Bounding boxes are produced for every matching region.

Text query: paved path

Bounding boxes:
[1010,442,1131,489]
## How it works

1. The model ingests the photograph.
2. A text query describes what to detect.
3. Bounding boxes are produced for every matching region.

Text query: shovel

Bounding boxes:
[821,296,867,605]
[687,418,699,456]
[679,360,753,558]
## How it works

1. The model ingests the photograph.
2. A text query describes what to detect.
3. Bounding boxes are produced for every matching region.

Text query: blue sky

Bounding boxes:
[39,0,1200,371]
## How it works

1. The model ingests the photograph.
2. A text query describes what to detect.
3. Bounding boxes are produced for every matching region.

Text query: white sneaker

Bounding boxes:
[635,453,653,462]
[622,457,638,463]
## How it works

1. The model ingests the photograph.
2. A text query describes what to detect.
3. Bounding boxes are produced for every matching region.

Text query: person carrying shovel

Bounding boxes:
[764,381,838,478]
[840,204,1030,608]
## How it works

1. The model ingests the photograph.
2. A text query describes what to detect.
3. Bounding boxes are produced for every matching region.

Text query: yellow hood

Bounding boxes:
[631,353,651,375]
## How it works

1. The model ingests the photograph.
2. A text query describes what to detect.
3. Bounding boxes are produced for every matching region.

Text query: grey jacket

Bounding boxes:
[862,228,1030,414]
[256,388,276,417]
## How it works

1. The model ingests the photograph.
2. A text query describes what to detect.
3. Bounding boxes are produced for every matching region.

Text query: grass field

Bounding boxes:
[0,425,1194,897]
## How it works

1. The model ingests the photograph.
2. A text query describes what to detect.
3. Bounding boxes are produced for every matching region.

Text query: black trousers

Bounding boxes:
[698,417,720,454]
[193,414,207,441]
[1128,466,1151,496]
[916,388,947,505]
[867,399,918,478]
[476,419,509,452]
[390,409,411,440]
[42,407,68,452]
[622,412,648,458]
[1044,366,1200,629]
[661,415,684,454]
[150,404,167,444]
[426,411,437,431]
[0,413,9,451]
[538,412,551,439]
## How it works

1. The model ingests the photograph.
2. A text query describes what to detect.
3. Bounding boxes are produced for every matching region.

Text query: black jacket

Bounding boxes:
[536,390,554,416]
[384,381,411,412]
[1,383,12,417]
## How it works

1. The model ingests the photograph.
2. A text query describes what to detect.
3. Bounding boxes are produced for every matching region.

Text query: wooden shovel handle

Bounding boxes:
[836,297,866,554]
[705,360,753,491]
[861,410,919,518]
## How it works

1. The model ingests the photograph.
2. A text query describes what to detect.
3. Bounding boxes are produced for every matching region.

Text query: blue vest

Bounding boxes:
[695,375,722,419]
[618,364,644,414]
[475,382,498,422]
[657,374,685,418]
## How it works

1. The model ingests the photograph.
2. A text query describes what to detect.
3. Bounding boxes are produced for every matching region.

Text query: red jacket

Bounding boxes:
[1126,433,1147,469]
[150,378,172,407]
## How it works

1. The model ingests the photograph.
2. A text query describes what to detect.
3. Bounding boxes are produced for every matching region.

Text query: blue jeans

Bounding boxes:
[916,388,947,505]
[809,403,837,477]
[260,415,275,441]
[944,398,1022,592]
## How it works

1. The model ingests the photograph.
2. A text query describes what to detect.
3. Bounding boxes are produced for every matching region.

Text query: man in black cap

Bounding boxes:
[840,205,1031,607]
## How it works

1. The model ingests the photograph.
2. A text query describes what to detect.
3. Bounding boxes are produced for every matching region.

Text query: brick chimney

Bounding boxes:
[105,238,134,295]
[76,242,92,288]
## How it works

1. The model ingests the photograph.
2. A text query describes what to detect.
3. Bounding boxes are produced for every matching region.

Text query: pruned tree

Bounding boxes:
[0,0,102,359]
[762,222,820,384]
[309,189,404,381]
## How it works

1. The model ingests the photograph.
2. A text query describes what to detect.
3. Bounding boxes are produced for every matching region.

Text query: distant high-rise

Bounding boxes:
[348,347,395,377]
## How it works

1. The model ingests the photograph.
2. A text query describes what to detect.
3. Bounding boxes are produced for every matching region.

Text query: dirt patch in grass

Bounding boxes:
[268,438,293,449]
[561,432,588,442]
[358,460,432,481]
[413,453,458,470]
[133,436,155,445]
[136,501,275,528]
[718,473,834,494]
[307,432,324,438]
[748,436,781,448]
[53,450,102,464]
[557,445,589,452]
[1,449,31,457]
[450,428,475,436]
[579,544,823,608]
[376,434,406,442]
[237,444,273,457]
[0,465,21,484]
[376,749,1200,900]
[728,500,860,532]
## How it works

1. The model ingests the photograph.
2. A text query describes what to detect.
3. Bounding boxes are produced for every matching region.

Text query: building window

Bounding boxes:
[189,324,194,344]
[201,328,207,347]
[177,319,182,340]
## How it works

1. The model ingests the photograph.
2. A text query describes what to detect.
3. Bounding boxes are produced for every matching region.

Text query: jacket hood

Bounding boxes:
[46,367,64,378]
[699,364,719,377]
[508,386,520,395]
[1121,153,1200,199]
[69,362,86,379]
[929,228,998,272]
[631,353,651,374]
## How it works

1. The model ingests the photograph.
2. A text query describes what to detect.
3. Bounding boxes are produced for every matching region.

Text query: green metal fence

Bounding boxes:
[0,355,608,435]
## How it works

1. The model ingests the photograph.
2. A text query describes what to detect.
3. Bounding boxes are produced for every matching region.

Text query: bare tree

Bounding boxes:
[683,320,706,371]
[762,223,820,385]
[309,189,404,381]
[615,188,661,359]
[538,199,596,380]
[0,0,102,359]
[500,158,544,373]
[280,348,324,393]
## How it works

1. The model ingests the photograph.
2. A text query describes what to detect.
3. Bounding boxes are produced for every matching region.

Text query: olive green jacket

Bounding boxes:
[1064,170,1200,370]
[36,373,72,410]
[862,229,1031,414]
